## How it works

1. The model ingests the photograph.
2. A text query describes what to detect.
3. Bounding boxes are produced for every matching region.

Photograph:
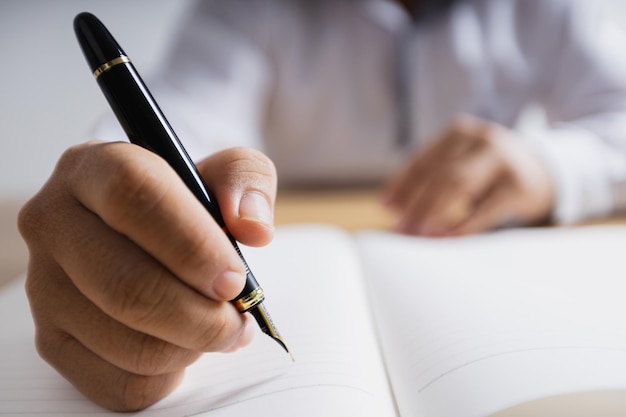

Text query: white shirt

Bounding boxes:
[98,0,626,225]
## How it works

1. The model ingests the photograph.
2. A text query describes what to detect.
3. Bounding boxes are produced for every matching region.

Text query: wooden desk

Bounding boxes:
[275,187,626,230]
[274,187,395,231]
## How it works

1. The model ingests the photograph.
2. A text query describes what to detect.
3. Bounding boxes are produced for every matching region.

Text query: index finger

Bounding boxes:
[67,141,246,302]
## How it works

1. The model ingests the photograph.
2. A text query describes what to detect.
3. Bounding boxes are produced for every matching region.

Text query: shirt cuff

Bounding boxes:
[527,127,615,225]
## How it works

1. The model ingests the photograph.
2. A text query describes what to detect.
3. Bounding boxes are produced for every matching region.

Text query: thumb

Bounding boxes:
[197,147,277,247]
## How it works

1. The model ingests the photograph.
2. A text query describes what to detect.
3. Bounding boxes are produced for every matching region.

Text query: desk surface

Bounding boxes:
[274,187,626,229]
[274,187,395,231]
[2,188,625,289]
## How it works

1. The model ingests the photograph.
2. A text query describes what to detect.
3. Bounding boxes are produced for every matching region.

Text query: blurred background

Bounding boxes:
[2,0,626,283]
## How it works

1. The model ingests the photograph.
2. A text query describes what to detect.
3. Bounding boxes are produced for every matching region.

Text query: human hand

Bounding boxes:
[383,115,554,236]
[18,142,277,411]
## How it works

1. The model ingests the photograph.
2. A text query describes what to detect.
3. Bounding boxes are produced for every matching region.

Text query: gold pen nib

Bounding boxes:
[249,303,295,362]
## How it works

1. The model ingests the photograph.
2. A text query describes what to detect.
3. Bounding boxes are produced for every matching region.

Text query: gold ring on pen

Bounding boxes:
[93,56,130,79]
[233,287,265,312]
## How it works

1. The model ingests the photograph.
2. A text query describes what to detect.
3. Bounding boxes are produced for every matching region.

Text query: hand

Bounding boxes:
[18,142,277,411]
[383,115,555,236]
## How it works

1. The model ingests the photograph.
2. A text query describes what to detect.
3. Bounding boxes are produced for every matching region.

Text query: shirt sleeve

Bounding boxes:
[527,0,626,224]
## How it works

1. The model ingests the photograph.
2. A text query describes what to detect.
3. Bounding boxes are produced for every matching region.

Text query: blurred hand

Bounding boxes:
[383,115,554,236]
[18,142,277,411]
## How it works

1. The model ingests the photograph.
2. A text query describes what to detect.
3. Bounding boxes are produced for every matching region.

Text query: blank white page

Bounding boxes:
[0,225,396,417]
[357,225,626,417]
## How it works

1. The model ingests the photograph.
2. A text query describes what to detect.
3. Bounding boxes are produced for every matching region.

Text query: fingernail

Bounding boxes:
[213,270,245,301]
[239,192,273,225]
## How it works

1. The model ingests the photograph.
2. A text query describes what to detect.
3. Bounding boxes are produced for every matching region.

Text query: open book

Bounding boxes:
[2,224,626,416]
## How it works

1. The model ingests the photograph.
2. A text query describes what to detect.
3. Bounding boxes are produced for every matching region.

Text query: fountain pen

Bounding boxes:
[73,12,292,359]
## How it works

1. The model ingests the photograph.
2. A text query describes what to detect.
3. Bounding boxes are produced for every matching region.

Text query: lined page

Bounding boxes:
[0,225,396,417]
[357,226,626,417]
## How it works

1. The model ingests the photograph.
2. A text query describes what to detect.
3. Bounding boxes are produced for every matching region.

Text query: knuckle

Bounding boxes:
[33,329,60,365]
[193,305,238,352]
[56,143,87,176]
[449,114,479,137]
[165,232,215,276]
[446,166,469,190]
[24,269,47,307]
[17,197,45,243]
[112,373,165,412]
[34,328,77,377]
[56,142,101,190]
[450,115,470,132]
[449,116,498,148]
[223,147,277,188]
[478,125,497,145]
[100,263,173,329]
[108,369,183,412]
[24,260,76,341]
[130,336,198,376]
[18,142,98,244]
[98,153,170,226]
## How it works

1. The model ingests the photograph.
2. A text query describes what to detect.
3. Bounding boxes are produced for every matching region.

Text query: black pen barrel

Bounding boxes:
[96,63,227,227]
[74,12,291,357]
[74,11,259,303]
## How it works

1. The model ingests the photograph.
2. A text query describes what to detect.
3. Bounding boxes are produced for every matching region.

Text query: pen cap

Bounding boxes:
[74,12,126,72]
[74,12,228,228]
